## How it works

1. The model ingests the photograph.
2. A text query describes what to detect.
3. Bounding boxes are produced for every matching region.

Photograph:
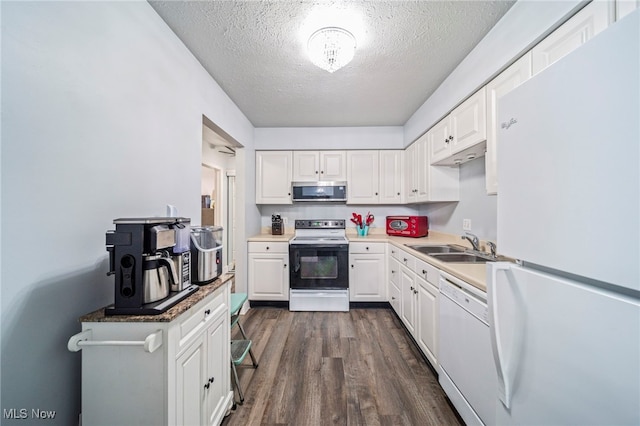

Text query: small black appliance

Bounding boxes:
[272,214,283,235]
[105,217,198,315]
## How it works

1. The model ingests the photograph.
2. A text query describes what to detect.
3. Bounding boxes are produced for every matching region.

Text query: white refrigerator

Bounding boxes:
[488,10,640,426]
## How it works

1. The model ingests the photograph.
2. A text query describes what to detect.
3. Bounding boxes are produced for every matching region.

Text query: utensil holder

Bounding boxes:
[357,226,369,237]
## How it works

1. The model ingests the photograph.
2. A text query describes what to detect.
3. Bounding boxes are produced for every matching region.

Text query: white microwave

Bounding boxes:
[291,181,347,202]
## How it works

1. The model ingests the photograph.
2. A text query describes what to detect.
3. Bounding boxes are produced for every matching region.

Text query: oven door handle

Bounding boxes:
[293,251,301,273]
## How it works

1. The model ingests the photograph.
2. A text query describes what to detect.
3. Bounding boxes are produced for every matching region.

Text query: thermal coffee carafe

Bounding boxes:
[105,217,198,315]
[142,252,176,303]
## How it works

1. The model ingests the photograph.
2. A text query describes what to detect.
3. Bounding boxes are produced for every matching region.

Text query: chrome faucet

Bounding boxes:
[461,232,480,251]
[487,241,497,258]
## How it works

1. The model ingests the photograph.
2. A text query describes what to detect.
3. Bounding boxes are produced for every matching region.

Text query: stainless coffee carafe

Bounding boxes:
[142,252,177,304]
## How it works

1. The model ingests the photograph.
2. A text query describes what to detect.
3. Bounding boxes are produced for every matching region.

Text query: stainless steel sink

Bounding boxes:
[428,252,495,263]
[405,244,466,255]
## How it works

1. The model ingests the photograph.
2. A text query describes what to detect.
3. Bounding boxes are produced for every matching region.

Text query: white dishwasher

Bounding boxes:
[438,271,497,426]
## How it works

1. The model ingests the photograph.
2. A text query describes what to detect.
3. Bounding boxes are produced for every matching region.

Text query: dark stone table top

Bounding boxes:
[79,273,234,323]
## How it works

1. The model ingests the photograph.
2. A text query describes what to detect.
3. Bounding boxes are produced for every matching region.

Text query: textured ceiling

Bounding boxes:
[149,1,515,128]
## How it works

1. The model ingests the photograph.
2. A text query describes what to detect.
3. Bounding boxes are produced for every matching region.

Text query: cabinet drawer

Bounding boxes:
[398,251,416,271]
[389,245,403,261]
[178,291,225,350]
[349,242,385,254]
[415,258,440,286]
[248,241,289,254]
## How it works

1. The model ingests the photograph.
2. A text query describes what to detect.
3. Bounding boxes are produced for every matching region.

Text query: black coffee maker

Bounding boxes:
[105,217,198,315]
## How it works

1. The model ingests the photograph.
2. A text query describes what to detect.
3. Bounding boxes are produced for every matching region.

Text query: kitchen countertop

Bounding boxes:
[247,232,295,242]
[79,273,234,323]
[247,230,504,292]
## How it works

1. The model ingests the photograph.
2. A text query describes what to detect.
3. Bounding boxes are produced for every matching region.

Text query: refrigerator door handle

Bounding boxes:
[488,262,513,409]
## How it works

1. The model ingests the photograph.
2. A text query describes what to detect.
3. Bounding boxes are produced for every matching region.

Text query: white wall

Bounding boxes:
[254,126,404,150]
[0,2,253,424]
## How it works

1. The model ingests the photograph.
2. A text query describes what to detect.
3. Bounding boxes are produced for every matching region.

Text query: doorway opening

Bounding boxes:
[201,165,222,226]
[201,116,242,275]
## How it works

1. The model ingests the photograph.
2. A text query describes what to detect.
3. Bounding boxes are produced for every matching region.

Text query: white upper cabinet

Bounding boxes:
[429,117,452,166]
[292,150,346,182]
[532,1,613,75]
[347,150,380,204]
[292,151,319,181]
[431,88,487,166]
[255,151,293,204]
[617,0,639,19]
[407,133,459,203]
[379,150,404,204]
[321,151,347,181]
[450,87,487,156]
[485,52,532,195]
[404,142,418,204]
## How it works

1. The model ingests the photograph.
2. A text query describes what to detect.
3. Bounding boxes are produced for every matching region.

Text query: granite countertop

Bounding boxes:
[79,273,234,323]
[247,229,507,292]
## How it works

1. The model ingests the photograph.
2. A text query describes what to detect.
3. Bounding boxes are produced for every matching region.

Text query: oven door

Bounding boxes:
[289,244,348,289]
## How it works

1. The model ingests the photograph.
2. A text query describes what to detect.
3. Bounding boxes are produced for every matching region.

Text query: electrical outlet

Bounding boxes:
[282,217,288,225]
[462,219,472,231]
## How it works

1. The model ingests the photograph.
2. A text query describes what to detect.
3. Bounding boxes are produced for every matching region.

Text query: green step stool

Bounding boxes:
[230,293,258,405]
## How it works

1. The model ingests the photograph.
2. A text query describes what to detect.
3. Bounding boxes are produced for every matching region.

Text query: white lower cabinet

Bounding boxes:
[389,245,440,366]
[248,242,289,301]
[415,258,439,367]
[349,242,386,302]
[176,309,229,426]
[400,263,418,336]
[388,256,401,314]
[76,282,233,426]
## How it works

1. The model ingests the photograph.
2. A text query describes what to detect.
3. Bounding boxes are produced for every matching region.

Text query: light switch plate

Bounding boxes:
[462,219,472,231]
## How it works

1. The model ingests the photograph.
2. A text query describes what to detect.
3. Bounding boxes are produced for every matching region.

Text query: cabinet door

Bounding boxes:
[532,1,612,74]
[248,253,288,300]
[450,87,487,154]
[388,256,400,287]
[292,151,319,182]
[388,255,401,314]
[205,312,229,426]
[379,150,403,204]
[414,134,430,202]
[417,277,438,367]
[404,143,418,203]
[349,254,386,302]
[429,116,452,165]
[617,0,639,19]
[485,53,532,195]
[176,333,206,426]
[346,150,379,204]
[320,151,347,181]
[256,151,292,204]
[400,266,417,335]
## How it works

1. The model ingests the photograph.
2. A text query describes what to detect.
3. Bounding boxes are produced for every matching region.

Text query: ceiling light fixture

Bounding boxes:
[307,27,356,73]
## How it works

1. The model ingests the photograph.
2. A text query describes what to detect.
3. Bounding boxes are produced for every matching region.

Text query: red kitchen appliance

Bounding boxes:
[386,216,429,237]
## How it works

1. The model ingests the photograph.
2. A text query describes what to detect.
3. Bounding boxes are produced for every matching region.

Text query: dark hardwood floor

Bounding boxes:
[223,307,463,426]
